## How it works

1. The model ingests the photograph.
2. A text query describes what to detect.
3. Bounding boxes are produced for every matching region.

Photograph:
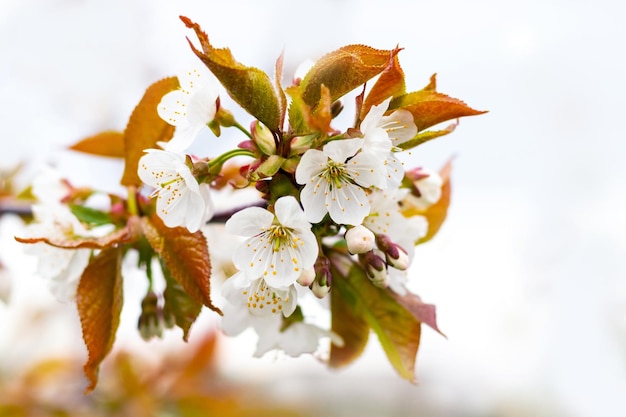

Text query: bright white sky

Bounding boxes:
[1,1,625,416]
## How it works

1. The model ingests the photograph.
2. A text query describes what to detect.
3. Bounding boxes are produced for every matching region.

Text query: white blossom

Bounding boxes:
[296,138,387,225]
[221,271,297,318]
[18,167,109,302]
[138,149,214,232]
[158,68,219,152]
[225,196,317,288]
[360,98,417,188]
[405,168,444,210]
[220,272,342,358]
[364,188,428,295]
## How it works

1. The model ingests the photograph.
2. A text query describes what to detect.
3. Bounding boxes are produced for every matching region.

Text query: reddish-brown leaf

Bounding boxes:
[69,131,125,158]
[390,89,486,131]
[180,16,281,132]
[361,52,406,120]
[76,247,123,393]
[299,45,399,107]
[390,291,444,336]
[161,259,203,342]
[141,215,221,314]
[120,77,179,186]
[15,226,131,249]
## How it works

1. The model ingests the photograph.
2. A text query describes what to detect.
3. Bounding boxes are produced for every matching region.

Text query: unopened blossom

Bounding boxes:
[158,68,219,152]
[296,138,387,225]
[360,98,417,187]
[138,149,214,232]
[345,224,375,254]
[225,196,317,288]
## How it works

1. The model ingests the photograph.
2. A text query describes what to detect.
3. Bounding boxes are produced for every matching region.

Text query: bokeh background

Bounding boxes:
[1,0,625,416]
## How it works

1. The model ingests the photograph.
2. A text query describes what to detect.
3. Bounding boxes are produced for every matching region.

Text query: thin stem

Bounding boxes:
[208,148,256,172]
[232,121,252,139]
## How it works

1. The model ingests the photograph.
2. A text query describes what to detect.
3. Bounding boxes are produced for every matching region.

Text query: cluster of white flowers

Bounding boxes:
[19,167,114,302]
[135,68,445,357]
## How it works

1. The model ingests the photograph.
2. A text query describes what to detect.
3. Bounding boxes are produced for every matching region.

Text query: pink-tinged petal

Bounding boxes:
[225,207,274,237]
[326,183,369,225]
[323,138,363,163]
[295,149,327,184]
[300,176,330,223]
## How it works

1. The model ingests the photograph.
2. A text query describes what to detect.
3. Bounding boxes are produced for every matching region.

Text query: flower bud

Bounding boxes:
[359,250,388,287]
[138,291,163,341]
[345,225,375,254]
[310,256,331,299]
[375,234,410,270]
[251,120,276,156]
[331,100,344,119]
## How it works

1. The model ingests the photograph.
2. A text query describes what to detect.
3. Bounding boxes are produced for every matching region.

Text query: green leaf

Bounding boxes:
[161,259,203,342]
[181,16,281,132]
[141,215,221,315]
[396,121,458,151]
[69,204,113,226]
[329,272,370,369]
[330,255,422,382]
[68,131,125,158]
[76,247,124,393]
[389,88,486,131]
[120,77,179,187]
[299,45,399,107]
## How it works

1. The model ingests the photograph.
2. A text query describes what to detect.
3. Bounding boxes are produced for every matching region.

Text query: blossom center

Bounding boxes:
[266,224,300,252]
[320,161,350,189]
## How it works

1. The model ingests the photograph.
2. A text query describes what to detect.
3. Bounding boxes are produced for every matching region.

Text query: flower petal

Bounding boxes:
[295,149,327,185]
[326,182,369,225]
[225,206,274,237]
[300,175,330,224]
[157,90,190,128]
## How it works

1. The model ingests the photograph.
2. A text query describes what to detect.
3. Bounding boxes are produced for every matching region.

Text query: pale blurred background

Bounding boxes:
[1,0,625,416]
